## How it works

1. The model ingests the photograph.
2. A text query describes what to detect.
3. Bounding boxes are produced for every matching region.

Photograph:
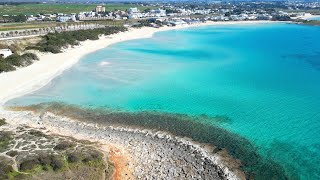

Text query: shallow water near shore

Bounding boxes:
[307,16,320,20]
[6,23,320,179]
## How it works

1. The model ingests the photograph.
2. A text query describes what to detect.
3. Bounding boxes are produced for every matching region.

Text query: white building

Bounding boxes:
[57,16,73,22]
[0,49,13,58]
[128,8,141,19]
[95,5,106,13]
[152,9,166,17]
[128,8,139,14]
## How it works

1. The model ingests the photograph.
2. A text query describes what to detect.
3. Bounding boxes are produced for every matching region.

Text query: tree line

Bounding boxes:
[0,15,27,23]
[0,23,107,39]
[0,53,39,73]
[28,26,127,53]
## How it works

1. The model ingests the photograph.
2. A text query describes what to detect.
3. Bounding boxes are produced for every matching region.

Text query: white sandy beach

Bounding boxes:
[0,20,276,106]
[292,14,320,20]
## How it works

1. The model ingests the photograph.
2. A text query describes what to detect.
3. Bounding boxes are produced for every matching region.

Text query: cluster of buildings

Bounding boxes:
[27,13,77,22]
[286,1,320,10]
[128,8,166,19]
[207,13,275,21]
[3,1,319,24]
[25,5,167,22]
[26,5,111,22]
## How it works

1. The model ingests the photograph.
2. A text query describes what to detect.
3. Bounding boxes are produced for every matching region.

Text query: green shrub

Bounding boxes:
[19,158,41,171]
[28,130,46,137]
[0,52,39,73]
[38,154,51,167]
[50,156,64,171]
[0,61,16,73]
[67,153,79,163]
[20,154,65,172]
[22,53,39,60]
[53,141,75,150]
[82,150,103,163]
[0,118,6,126]
[44,45,62,54]
[5,54,23,66]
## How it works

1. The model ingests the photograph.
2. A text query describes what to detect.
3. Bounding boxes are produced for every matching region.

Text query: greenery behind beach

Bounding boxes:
[28,26,127,53]
[0,52,39,73]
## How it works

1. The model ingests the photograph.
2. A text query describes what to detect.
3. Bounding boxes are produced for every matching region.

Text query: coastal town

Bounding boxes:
[2,1,320,23]
[0,1,319,39]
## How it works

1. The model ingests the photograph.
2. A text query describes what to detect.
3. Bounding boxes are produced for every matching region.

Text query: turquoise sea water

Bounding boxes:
[7,23,320,179]
[308,16,320,20]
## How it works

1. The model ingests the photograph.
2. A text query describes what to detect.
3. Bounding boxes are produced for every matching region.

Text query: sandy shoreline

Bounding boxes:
[295,14,320,20]
[0,20,276,106]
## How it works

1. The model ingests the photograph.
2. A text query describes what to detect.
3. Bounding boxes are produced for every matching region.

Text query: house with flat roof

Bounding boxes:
[95,6,106,13]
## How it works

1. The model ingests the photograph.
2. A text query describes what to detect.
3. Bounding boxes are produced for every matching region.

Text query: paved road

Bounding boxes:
[0,34,42,40]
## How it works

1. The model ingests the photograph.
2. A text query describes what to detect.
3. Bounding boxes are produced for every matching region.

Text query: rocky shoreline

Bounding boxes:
[0,109,245,180]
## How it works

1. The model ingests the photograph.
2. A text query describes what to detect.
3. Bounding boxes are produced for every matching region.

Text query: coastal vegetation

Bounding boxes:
[0,120,114,179]
[295,19,320,26]
[0,118,6,126]
[272,15,291,21]
[0,52,39,73]
[132,19,165,28]
[0,131,12,152]
[28,26,127,53]
[0,14,27,23]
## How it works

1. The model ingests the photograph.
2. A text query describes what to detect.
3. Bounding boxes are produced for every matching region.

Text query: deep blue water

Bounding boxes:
[7,23,320,179]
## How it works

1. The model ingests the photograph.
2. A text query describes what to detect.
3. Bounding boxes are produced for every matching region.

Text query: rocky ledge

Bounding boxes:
[0,110,245,180]
[0,118,113,180]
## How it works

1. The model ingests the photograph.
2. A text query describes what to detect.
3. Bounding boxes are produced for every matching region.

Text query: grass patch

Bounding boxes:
[0,157,30,179]
[0,131,13,152]
[8,171,31,179]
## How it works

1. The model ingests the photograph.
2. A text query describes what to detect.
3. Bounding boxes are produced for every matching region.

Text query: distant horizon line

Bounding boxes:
[1,0,317,3]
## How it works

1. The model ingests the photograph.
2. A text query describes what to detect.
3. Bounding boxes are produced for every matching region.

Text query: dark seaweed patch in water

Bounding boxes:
[23,102,289,180]
[267,140,320,180]
[282,53,320,70]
